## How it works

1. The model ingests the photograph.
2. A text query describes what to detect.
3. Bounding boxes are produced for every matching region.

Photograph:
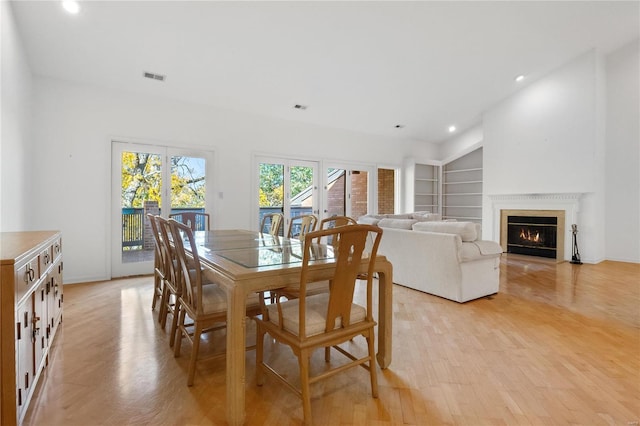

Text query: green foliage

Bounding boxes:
[258,163,314,207]
[121,152,205,208]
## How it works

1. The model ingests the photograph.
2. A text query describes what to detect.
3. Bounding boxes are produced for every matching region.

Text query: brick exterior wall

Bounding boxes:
[326,170,394,218]
[377,168,395,214]
[350,171,368,219]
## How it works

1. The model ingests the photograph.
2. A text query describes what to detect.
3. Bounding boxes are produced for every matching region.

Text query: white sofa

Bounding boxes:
[359,214,503,303]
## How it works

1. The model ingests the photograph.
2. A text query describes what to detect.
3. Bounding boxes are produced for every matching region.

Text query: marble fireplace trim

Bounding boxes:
[488,193,582,262]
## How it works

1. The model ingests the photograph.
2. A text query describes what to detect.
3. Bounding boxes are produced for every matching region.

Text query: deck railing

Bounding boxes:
[121,207,205,250]
[123,206,314,250]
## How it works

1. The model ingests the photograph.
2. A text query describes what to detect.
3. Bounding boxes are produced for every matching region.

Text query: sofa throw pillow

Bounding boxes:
[384,213,413,219]
[412,221,478,242]
[377,218,418,229]
[357,215,382,226]
[413,213,442,222]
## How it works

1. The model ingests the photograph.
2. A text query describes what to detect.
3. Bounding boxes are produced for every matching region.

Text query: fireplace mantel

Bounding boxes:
[488,193,583,261]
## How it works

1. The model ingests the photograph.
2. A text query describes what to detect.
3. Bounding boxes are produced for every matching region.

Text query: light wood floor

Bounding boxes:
[23,256,640,425]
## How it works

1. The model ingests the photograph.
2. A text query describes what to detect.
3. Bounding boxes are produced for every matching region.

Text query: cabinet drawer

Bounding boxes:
[39,246,53,273]
[16,259,38,303]
[52,238,62,261]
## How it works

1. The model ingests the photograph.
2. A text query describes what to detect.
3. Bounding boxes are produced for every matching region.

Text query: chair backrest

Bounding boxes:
[260,213,284,236]
[169,219,205,315]
[317,215,357,248]
[169,212,210,231]
[156,216,181,293]
[287,214,318,240]
[146,213,165,274]
[319,215,357,230]
[299,224,383,338]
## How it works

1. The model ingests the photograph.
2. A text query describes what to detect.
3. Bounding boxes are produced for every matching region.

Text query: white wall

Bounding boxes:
[1,0,33,231]
[605,39,640,263]
[482,51,606,263]
[438,124,483,161]
[29,77,436,282]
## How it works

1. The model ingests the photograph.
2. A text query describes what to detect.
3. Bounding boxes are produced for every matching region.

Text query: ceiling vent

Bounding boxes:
[143,71,166,82]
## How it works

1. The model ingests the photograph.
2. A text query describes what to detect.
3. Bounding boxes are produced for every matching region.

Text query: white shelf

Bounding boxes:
[443,167,482,174]
[442,147,483,224]
[443,180,483,185]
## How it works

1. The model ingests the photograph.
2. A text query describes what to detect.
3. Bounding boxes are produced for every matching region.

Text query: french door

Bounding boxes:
[256,157,319,235]
[111,141,214,277]
[323,163,375,220]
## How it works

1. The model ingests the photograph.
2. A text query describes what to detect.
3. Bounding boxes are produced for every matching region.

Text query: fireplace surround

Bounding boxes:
[501,210,564,259]
[489,193,582,262]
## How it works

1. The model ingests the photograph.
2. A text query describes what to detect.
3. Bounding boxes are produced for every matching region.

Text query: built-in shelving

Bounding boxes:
[413,163,440,212]
[442,148,483,223]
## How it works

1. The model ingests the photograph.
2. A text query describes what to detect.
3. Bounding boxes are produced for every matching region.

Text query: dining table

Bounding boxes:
[189,229,393,426]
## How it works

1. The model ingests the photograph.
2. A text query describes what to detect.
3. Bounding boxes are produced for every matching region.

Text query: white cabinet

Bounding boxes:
[442,147,483,223]
[1,231,63,425]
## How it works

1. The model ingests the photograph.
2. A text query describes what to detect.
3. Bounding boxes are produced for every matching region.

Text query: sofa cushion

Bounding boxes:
[377,218,418,229]
[413,213,442,222]
[412,221,478,242]
[357,215,382,225]
[384,213,413,219]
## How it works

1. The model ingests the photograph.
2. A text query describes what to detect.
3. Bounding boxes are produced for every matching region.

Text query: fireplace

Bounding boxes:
[499,209,565,261]
[506,215,558,258]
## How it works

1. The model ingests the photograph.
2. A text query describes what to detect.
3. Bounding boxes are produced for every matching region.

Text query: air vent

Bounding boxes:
[143,71,166,82]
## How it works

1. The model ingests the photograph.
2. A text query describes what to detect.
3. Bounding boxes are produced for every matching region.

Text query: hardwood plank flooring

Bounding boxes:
[23,256,639,425]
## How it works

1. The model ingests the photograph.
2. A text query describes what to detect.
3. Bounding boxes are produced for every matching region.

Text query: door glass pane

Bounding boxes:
[289,165,314,221]
[350,170,368,219]
[259,162,284,233]
[326,168,346,217]
[170,155,206,222]
[120,151,162,263]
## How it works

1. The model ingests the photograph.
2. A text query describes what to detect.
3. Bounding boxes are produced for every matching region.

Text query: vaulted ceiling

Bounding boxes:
[10,1,640,143]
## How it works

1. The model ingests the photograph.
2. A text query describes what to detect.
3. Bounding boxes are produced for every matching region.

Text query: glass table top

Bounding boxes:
[193,231,335,268]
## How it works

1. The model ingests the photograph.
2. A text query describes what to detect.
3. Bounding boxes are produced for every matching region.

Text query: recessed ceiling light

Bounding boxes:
[448,125,456,133]
[62,1,80,14]
[515,75,525,82]
[293,104,308,110]
[395,124,404,129]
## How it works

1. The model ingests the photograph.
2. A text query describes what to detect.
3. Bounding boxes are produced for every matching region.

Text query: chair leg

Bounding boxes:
[256,323,266,386]
[151,274,160,311]
[366,332,379,398]
[324,346,331,362]
[187,322,202,386]
[298,349,312,425]
[174,307,186,358]
[169,299,181,348]
[159,286,170,328]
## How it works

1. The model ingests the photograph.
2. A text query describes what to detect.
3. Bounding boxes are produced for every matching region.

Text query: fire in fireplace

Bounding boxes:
[507,215,558,258]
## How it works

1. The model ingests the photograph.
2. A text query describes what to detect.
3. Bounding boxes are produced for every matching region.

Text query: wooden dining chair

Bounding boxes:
[287,214,318,240]
[169,211,210,231]
[170,219,262,386]
[156,216,185,346]
[276,215,356,301]
[147,214,165,313]
[260,212,284,236]
[255,224,383,425]
[317,215,358,247]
